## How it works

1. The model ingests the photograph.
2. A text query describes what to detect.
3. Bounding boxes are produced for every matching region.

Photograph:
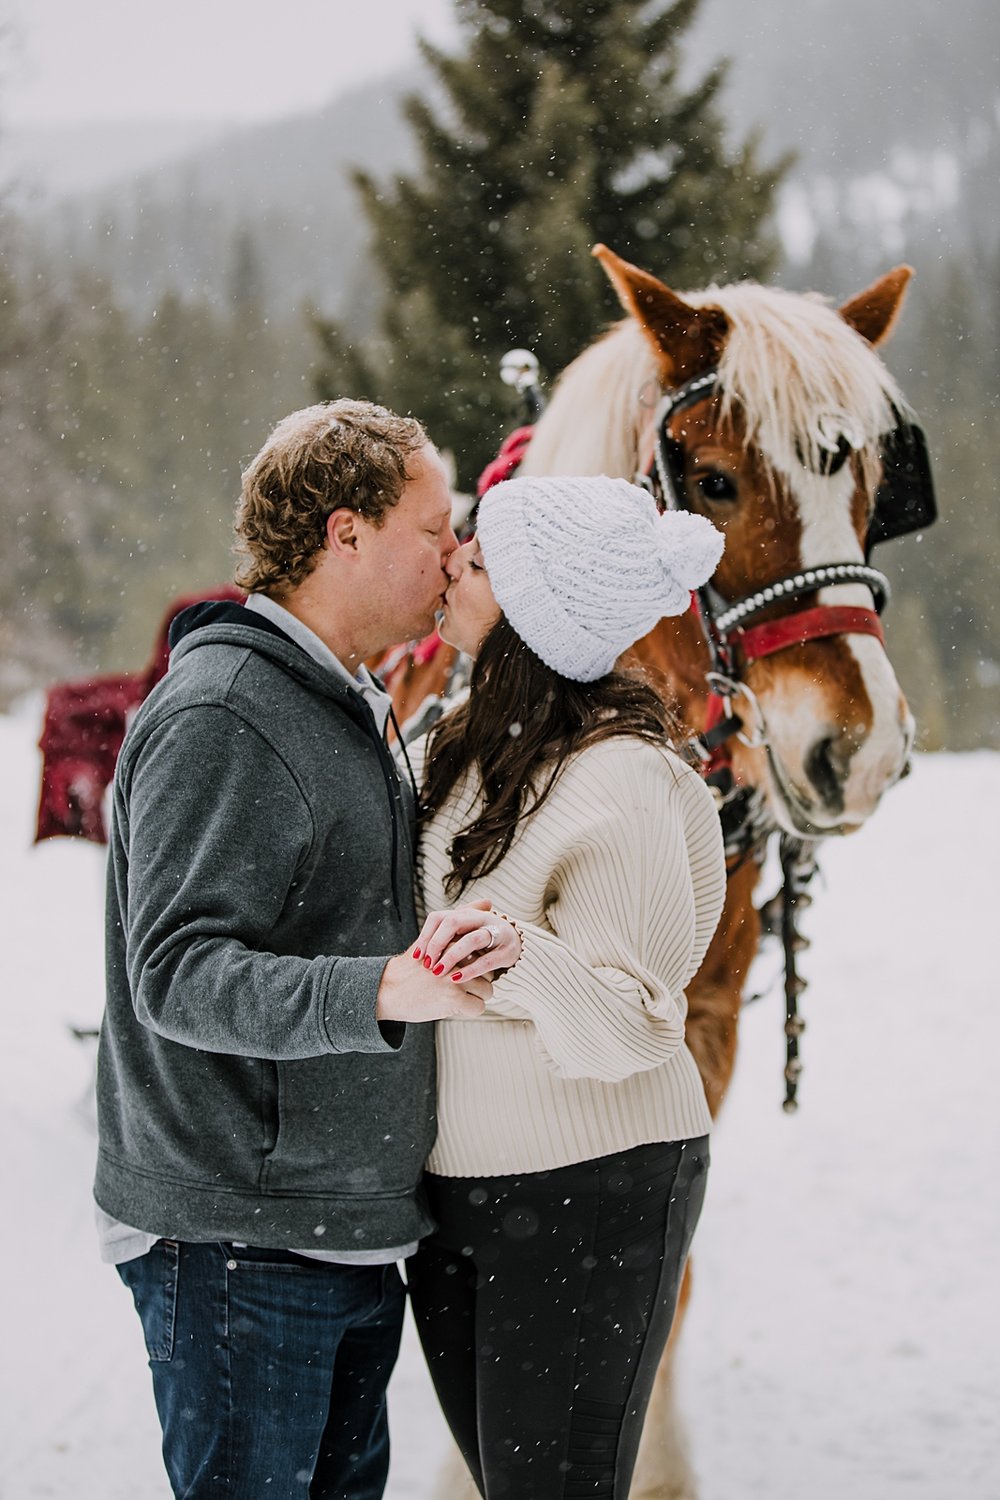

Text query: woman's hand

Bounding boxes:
[413,898,523,984]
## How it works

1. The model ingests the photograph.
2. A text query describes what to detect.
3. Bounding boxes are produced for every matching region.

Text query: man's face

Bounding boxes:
[357,444,458,649]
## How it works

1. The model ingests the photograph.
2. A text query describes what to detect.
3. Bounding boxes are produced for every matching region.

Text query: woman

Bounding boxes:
[407,474,726,1499]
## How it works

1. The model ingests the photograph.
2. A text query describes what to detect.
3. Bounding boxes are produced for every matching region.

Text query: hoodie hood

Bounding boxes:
[169,598,284,649]
[168,600,364,708]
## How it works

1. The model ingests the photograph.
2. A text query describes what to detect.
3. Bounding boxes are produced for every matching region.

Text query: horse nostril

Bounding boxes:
[804,734,848,814]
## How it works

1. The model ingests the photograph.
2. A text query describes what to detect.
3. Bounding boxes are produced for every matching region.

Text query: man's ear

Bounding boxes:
[325,508,361,556]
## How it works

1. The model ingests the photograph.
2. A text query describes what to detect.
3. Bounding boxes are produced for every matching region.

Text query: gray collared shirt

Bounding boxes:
[244,593,392,734]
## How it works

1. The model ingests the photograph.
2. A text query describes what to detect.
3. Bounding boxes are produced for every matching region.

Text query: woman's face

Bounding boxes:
[439,535,501,657]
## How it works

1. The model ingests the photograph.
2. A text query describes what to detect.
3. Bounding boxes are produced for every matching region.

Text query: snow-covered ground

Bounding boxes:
[2,696,997,1500]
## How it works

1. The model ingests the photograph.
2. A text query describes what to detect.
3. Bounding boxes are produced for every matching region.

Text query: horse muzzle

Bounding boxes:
[758,708,914,837]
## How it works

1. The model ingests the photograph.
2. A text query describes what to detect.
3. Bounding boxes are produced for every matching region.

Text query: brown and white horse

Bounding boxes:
[385,245,923,1499]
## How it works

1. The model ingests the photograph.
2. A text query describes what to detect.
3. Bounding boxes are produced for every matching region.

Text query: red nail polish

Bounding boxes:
[423,957,431,969]
[451,972,463,982]
[412,949,421,960]
[433,964,445,975]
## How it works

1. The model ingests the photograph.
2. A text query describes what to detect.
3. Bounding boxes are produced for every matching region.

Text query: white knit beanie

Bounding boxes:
[475,475,725,682]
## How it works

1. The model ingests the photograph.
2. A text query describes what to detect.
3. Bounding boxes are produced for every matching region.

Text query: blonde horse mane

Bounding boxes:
[521,281,906,493]
[517,321,658,479]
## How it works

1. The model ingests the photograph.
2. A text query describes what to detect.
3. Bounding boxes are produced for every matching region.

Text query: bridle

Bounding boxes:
[642,369,896,800]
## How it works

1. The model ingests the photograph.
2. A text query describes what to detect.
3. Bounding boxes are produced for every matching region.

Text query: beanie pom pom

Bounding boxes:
[654,510,725,611]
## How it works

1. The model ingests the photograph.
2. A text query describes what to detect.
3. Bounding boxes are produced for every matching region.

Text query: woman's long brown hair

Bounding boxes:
[420,615,680,897]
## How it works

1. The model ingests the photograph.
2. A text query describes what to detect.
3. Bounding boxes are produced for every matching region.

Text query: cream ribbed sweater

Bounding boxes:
[412,734,725,1177]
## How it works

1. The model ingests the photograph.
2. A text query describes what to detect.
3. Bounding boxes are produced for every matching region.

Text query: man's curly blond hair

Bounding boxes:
[234,400,430,595]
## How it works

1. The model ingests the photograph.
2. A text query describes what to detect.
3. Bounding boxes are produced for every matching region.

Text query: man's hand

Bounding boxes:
[376,952,490,1023]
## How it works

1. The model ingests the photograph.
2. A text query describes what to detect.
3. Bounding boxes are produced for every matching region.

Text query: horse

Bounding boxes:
[382,244,932,1499]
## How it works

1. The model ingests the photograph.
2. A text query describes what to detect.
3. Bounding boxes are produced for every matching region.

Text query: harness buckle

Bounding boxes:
[706,673,769,750]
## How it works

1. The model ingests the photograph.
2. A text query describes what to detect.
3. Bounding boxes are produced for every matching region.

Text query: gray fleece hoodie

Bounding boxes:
[94,607,435,1251]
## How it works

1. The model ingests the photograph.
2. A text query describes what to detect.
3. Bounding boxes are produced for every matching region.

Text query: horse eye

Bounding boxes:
[696,471,737,503]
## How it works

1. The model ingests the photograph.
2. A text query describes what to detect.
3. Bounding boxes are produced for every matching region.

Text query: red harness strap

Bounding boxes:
[476,426,535,497]
[699,691,737,779]
[732,605,885,664]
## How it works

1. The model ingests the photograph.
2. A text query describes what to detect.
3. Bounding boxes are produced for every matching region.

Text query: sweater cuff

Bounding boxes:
[489,908,525,976]
[321,955,404,1054]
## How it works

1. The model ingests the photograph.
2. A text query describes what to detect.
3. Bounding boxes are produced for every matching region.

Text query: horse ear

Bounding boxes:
[839,266,913,346]
[592,243,728,384]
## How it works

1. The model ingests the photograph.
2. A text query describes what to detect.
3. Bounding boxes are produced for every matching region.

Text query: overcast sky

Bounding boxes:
[4,0,456,126]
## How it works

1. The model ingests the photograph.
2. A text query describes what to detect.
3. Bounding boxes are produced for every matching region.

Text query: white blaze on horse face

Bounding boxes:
[766,463,913,824]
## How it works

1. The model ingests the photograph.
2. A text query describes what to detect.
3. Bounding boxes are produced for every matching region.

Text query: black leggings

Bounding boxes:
[407,1137,709,1499]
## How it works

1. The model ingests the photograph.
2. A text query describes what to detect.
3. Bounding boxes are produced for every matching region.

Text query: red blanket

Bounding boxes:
[35,586,244,844]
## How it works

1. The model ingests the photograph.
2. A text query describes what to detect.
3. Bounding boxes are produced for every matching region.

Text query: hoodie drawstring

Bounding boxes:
[368,703,419,922]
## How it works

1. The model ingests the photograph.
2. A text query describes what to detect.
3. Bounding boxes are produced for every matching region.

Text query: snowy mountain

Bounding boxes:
[7,72,418,317]
[8,0,996,313]
[0,118,238,200]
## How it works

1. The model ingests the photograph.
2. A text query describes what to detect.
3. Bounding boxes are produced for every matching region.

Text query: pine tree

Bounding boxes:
[0,254,126,693]
[315,0,787,485]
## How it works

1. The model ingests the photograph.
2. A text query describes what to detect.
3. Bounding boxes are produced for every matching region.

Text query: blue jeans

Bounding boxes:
[117,1240,405,1500]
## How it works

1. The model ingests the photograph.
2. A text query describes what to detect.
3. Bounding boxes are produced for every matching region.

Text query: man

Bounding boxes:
[95,400,487,1499]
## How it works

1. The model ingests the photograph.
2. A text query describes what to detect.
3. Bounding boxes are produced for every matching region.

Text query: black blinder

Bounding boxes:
[661,435,687,512]
[816,434,854,477]
[796,431,856,477]
[868,419,937,549]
